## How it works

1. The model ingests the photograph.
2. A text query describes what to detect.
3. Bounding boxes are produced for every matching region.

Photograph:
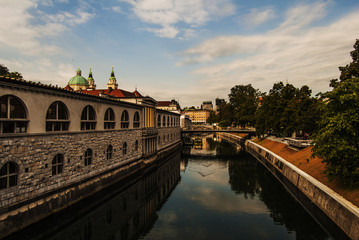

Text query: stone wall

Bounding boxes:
[245,140,359,240]
[0,126,181,238]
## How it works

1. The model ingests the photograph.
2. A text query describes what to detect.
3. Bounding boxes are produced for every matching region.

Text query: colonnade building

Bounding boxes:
[0,68,181,238]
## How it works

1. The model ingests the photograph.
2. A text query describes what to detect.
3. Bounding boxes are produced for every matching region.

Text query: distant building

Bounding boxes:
[215,98,225,111]
[157,99,181,113]
[180,114,192,129]
[201,101,213,111]
[183,109,210,124]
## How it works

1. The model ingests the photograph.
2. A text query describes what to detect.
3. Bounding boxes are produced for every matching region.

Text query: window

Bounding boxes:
[0,95,28,133]
[157,115,161,127]
[106,145,113,160]
[167,116,170,126]
[171,117,173,126]
[84,149,93,166]
[104,108,115,129]
[46,101,69,132]
[123,142,127,155]
[52,154,64,175]
[0,162,18,189]
[134,140,138,151]
[121,110,129,128]
[162,115,166,127]
[133,111,140,128]
[81,105,96,130]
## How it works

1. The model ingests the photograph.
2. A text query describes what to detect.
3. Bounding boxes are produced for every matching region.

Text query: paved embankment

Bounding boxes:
[245,140,359,240]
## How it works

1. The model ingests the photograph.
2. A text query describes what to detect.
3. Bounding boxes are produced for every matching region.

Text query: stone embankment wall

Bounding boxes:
[245,140,359,240]
[0,128,181,238]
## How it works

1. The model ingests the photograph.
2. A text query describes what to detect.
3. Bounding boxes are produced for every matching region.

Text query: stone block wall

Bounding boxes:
[245,140,359,240]
[157,126,181,150]
[0,129,143,211]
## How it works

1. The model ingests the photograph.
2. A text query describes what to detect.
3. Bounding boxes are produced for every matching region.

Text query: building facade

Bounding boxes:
[201,101,213,111]
[183,109,210,124]
[0,73,181,238]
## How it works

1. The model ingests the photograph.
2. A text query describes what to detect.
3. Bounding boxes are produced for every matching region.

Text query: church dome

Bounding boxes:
[68,68,89,86]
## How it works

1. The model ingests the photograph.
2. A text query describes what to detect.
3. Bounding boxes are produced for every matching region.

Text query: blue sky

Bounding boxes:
[1,0,359,107]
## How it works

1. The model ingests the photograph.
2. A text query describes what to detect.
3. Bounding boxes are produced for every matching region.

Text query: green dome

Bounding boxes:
[68,68,89,86]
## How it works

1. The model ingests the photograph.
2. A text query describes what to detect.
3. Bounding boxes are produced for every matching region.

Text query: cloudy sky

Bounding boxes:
[1,0,358,107]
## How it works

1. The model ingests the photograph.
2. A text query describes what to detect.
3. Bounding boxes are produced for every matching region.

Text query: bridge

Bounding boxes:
[181,129,255,136]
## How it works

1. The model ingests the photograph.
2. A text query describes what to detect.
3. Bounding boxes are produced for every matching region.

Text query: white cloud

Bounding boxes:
[0,0,94,56]
[174,1,359,106]
[244,7,275,27]
[120,0,236,38]
[112,6,124,13]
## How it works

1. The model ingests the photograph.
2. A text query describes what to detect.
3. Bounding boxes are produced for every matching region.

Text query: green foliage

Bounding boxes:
[255,82,321,137]
[206,110,219,124]
[229,84,260,128]
[217,102,233,124]
[312,39,359,186]
[0,64,10,76]
[0,64,23,79]
[218,119,231,128]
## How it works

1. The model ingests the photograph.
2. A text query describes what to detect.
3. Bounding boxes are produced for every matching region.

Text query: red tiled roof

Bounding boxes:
[157,101,172,107]
[81,88,142,98]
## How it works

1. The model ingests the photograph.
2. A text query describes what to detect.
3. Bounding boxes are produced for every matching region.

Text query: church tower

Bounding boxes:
[87,67,96,90]
[107,66,118,89]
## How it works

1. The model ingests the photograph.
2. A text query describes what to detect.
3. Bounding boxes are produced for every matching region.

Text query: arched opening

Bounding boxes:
[84,148,93,166]
[104,108,115,129]
[81,105,96,130]
[121,110,129,128]
[0,95,28,133]
[133,111,140,128]
[123,142,127,155]
[52,154,64,175]
[46,101,69,131]
[0,162,19,189]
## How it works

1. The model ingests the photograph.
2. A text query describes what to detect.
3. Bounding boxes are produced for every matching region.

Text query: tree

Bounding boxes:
[0,64,9,76]
[0,64,23,79]
[7,71,23,79]
[229,84,260,128]
[206,110,218,124]
[217,102,233,125]
[312,39,359,186]
[255,82,297,137]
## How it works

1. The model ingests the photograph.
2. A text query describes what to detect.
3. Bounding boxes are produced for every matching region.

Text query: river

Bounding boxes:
[5,134,332,240]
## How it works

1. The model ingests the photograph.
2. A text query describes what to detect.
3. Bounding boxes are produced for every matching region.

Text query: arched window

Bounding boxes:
[134,140,138,151]
[121,110,129,128]
[133,111,140,128]
[123,142,127,155]
[106,145,113,160]
[157,115,161,127]
[84,149,93,166]
[162,116,166,127]
[0,162,18,189]
[52,154,64,175]
[171,117,173,126]
[81,105,96,130]
[0,95,28,133]
[167,116,170,126]
[46,101,69,132]
[104,108,115,129]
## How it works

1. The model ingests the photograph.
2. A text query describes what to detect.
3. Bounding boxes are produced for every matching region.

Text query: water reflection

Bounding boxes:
[7,137,332,240]
[5,155,181,240]
[142,137,331,239]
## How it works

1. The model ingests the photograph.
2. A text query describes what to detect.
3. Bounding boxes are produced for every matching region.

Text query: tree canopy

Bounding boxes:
[229,84,260,128]
[312,39,359,186]
[0,64,23,79]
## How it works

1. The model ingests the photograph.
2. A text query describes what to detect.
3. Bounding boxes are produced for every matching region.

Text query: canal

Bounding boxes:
[5,134,332,240]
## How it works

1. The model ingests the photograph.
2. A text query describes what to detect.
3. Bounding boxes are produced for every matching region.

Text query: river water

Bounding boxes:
[6,134,332,240]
